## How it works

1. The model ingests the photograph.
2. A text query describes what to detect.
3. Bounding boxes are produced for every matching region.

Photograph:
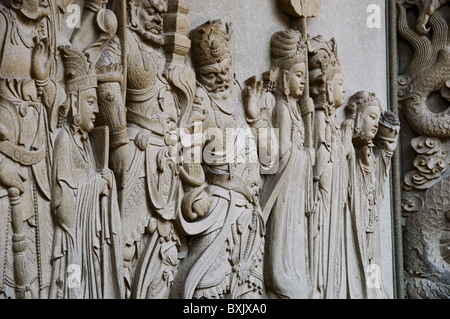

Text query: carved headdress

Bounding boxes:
[267,29,307,92]
[60,45,98,94]
[345,91,382,120]
[308,35,341,102]
[58,46,97,128]
[270,29,307,71]
[189,20,232,68]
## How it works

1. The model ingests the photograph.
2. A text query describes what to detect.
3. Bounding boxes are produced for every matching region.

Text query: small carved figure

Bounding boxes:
[171,20,277,299]
[48,45,123,299]
[346,91,400,299]
[260,29,315,299]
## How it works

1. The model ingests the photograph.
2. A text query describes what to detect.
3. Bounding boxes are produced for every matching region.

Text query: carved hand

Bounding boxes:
[191,192,213,220]
[341,118,354,157]
[135,129,152,151]
[109,144,130,190]
[100,169,113,194]
[0,157,27,194]
[243,80,267,121]
[31,37,52,82]
[300,97,315,117]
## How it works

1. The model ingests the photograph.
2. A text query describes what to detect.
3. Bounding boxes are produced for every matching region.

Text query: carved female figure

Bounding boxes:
[49,46,123,299]
[308,35,353,299]
[260,29,314,299]
[346,91,400,299]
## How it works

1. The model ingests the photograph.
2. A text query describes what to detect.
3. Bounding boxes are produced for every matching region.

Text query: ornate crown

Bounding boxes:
[189,20,231,68]
[60,45,97,93]
[308,35,341,85]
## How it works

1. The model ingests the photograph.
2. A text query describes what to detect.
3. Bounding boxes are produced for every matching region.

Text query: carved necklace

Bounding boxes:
[360,147,376,233]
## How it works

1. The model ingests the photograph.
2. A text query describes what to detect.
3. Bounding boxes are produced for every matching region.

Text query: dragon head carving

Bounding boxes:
[404,0,448,34]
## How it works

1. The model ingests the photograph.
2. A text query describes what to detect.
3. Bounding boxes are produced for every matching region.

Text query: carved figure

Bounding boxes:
[171,20,276,299]
[121,0,184,299]
[260,29,314,299]
[0,0,55,299]
[307,35,352,299]
[346,91,400,299]
[49,45,123,299]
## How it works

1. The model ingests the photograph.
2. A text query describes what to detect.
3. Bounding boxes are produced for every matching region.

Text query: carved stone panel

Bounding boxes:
[0,0,396,300]
[397,0,450,299]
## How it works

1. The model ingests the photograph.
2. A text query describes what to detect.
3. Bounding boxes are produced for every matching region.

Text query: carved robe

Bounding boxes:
[171,84,274,299]
[311,108,349,299]
[49,125,123,299]
[261,98,314,299]
[348,145,393,299]
[0,5,53,299]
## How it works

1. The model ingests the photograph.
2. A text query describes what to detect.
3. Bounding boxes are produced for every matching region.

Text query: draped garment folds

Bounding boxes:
[171,85,274,299]
[261,98,314,299]
[347,146,393,299]
[49,126,123,299]
[310,109,352,299]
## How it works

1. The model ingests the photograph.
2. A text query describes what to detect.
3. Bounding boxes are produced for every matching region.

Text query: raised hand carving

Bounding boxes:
[171,20,275,299]
[0,0,406,300]
[0,0,53,299]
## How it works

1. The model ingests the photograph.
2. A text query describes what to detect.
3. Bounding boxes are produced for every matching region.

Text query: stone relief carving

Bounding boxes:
[0,0,400,299]
[261,29,314,299]
[397,0,450,299]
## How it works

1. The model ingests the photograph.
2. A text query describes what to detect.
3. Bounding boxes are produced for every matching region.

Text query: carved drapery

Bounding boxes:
[0,0,403,299]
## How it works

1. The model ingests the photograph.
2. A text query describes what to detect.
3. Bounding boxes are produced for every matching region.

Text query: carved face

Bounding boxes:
[196,57,234,100]
[330,73,345,108]
[286,62,306,99]
[78,88,98,134]
[358,104,381,141]
[13,0,50,21]
[131,0,168,47]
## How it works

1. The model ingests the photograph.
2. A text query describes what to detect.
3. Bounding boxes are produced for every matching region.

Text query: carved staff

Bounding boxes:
[109,0,128,104]
[278,0,322,285]
[8,188,32,298]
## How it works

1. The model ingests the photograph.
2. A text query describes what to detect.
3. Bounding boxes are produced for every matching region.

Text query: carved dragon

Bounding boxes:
[398,0,450,298]
[403,177,450,298]
[397,0,450,139]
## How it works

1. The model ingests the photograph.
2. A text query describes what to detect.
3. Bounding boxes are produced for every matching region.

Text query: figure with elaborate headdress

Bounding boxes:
[345,91,400,299]
[170,19,277,299]
[260,29,314,299]
[308,35,353,299]
[48,45,123,299]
